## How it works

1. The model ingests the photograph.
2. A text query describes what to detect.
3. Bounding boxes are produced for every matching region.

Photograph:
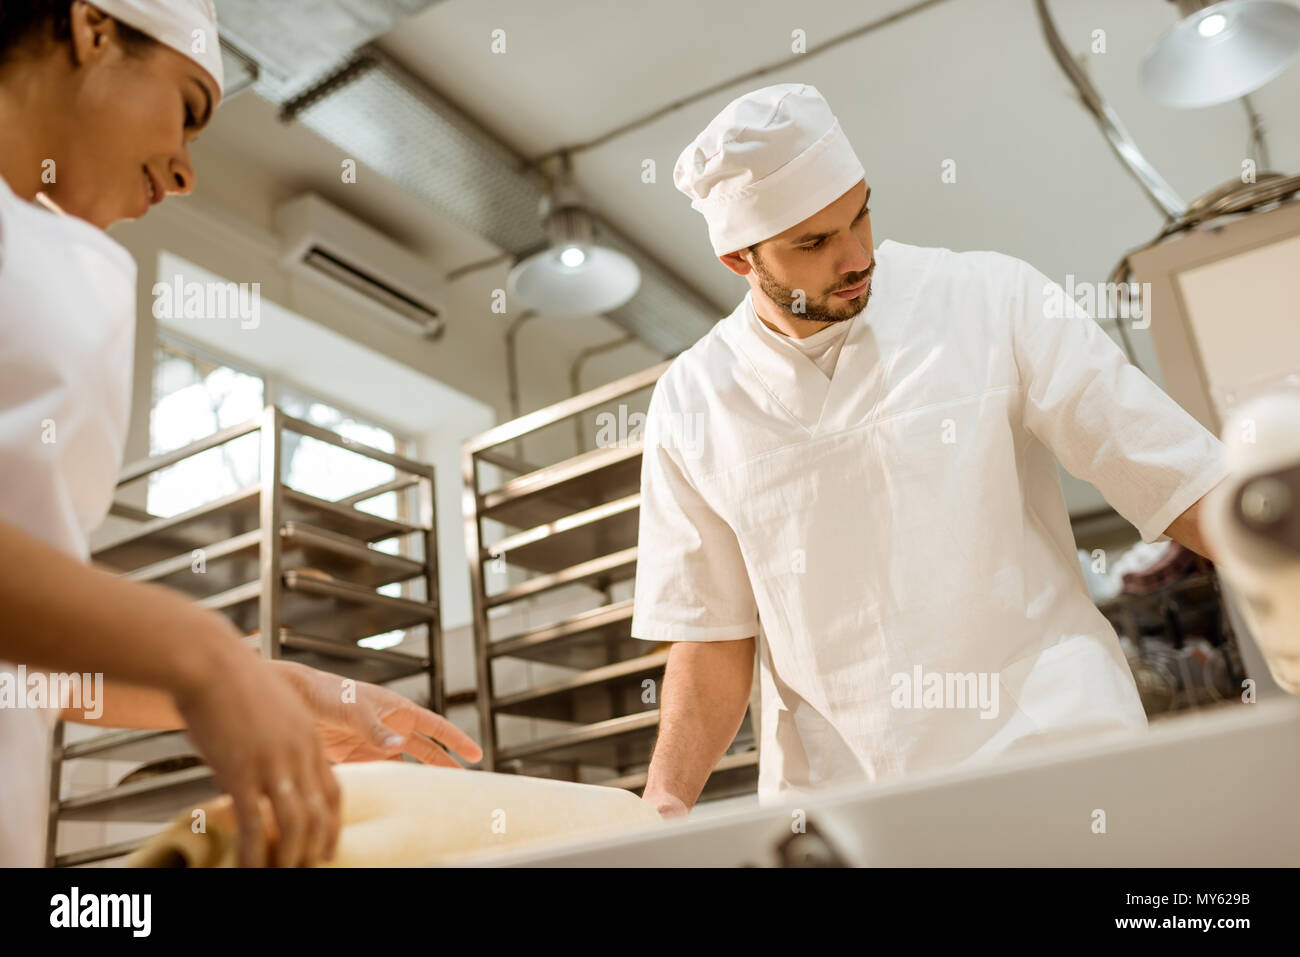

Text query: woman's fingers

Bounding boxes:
[401,733,460,768]
[231,782,267,868]
[294,758,326,867]
[409,707,483,762]
[312,753,342,863]
[266,768,307,867]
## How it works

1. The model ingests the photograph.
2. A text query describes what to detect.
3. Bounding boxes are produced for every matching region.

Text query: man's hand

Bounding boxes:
[271,660,483,767]
[642,789,690,819]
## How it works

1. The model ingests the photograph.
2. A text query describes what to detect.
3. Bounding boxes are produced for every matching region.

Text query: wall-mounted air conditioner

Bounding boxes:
[275,192,446,340]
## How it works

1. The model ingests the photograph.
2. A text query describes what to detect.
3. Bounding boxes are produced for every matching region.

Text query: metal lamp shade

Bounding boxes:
[506,245,641,318]
[1141,0,1300,108]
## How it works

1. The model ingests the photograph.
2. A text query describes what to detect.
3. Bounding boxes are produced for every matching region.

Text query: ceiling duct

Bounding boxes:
[213,0,722,357]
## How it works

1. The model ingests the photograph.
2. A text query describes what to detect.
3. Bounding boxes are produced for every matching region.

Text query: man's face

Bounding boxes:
[735,180,874,326]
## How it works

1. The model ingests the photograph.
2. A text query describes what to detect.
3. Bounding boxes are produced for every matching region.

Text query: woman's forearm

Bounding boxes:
[62,681,184,729]
[0,518,244,699]
[63,665,318,730]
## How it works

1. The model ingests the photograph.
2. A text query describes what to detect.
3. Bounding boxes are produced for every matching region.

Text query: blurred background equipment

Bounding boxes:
[1201,388,1300,694]
[1087,540,1247,717]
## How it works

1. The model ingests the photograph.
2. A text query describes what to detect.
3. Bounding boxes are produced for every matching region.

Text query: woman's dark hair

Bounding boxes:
[0,1,155,70]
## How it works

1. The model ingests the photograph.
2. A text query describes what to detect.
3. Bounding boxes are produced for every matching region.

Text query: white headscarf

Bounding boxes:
[674,83,864,257]
[92,0,224,94]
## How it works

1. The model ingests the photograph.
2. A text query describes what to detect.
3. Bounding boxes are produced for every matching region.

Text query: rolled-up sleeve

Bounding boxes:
[630,381,758,642]
[1009,258,1231,544]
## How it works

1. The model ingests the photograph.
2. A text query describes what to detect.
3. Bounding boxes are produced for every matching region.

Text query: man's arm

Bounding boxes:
[1162,480,1226,563]
[1009,257,1231,547]
[631,379,761,816]
[642,637,755,817]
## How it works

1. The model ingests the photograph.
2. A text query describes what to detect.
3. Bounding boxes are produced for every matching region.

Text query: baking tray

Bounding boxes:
[486,547,637,609]
[61,729,194,764]
[57,765,218,824]
[489,599,653,669]
[202,571,436,641]
[123,521,425,599]
[492,651,669,722]
[95,486,418,571]
[487,494,639,575]
[479,444,643,530]
[278,628,430,685]
[598,749,760,800]
[498,710,754,775]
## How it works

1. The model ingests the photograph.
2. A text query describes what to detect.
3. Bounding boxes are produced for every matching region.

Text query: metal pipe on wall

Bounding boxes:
[504,309,540,461]
[569,332,638,455]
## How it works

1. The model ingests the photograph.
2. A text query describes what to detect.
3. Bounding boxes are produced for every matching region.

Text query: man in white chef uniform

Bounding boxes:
[631,83,1229,816]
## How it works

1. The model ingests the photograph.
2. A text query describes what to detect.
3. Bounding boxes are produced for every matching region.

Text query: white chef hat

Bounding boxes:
[92,0,224,95]
[674,83,864,257]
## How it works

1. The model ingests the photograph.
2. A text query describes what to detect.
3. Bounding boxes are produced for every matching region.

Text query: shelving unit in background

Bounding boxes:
[462,361,759,802]
[46,405,443,866]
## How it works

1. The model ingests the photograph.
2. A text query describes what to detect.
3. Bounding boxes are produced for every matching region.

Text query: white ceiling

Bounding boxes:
[193,0,1300,364]
[375,0,1300,317]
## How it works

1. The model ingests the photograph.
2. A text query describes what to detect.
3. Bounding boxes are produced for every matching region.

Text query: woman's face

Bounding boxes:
[45,5,220,229]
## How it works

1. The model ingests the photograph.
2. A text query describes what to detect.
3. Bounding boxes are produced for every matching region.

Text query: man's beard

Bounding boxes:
[753,257,874,325]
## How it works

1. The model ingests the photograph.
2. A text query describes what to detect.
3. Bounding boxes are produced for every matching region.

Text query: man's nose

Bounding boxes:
[842,238,872,275]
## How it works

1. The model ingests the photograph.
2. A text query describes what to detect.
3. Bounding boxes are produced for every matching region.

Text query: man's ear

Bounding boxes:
[719,249,754,278]
[68,0,120,69]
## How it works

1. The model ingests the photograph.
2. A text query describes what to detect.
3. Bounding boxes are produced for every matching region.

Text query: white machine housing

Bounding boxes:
[275,192,446,339]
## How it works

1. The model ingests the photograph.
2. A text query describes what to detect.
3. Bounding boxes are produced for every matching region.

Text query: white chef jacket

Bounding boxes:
[631,238,1231,805]
[0,174,137,865]
[761,315,854,380]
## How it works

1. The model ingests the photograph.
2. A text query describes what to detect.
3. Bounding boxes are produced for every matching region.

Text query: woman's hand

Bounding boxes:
[172,647,341,868]
[271,660,483,767]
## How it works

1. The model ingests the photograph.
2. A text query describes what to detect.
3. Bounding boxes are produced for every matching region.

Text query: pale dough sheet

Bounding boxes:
[127,761,664,867]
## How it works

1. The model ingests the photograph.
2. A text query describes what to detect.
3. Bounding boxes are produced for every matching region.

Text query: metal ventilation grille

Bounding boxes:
[302,246,443,337]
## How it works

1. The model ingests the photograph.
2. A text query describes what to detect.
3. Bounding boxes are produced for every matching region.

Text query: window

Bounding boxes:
[148,336,414,649]
[149,337,412,517]
[278,385,403,525]
[148,339,263,518]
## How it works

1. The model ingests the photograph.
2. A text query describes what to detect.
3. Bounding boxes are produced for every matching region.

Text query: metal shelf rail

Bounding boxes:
[46,405,444,866]
[462,361,758,801]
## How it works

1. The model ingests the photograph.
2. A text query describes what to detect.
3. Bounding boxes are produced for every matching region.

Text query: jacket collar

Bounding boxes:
[724,239,907,435]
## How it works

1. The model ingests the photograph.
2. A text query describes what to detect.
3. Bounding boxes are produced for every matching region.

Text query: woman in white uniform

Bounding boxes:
[0,0,480,867]
[632,84,1230,815]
